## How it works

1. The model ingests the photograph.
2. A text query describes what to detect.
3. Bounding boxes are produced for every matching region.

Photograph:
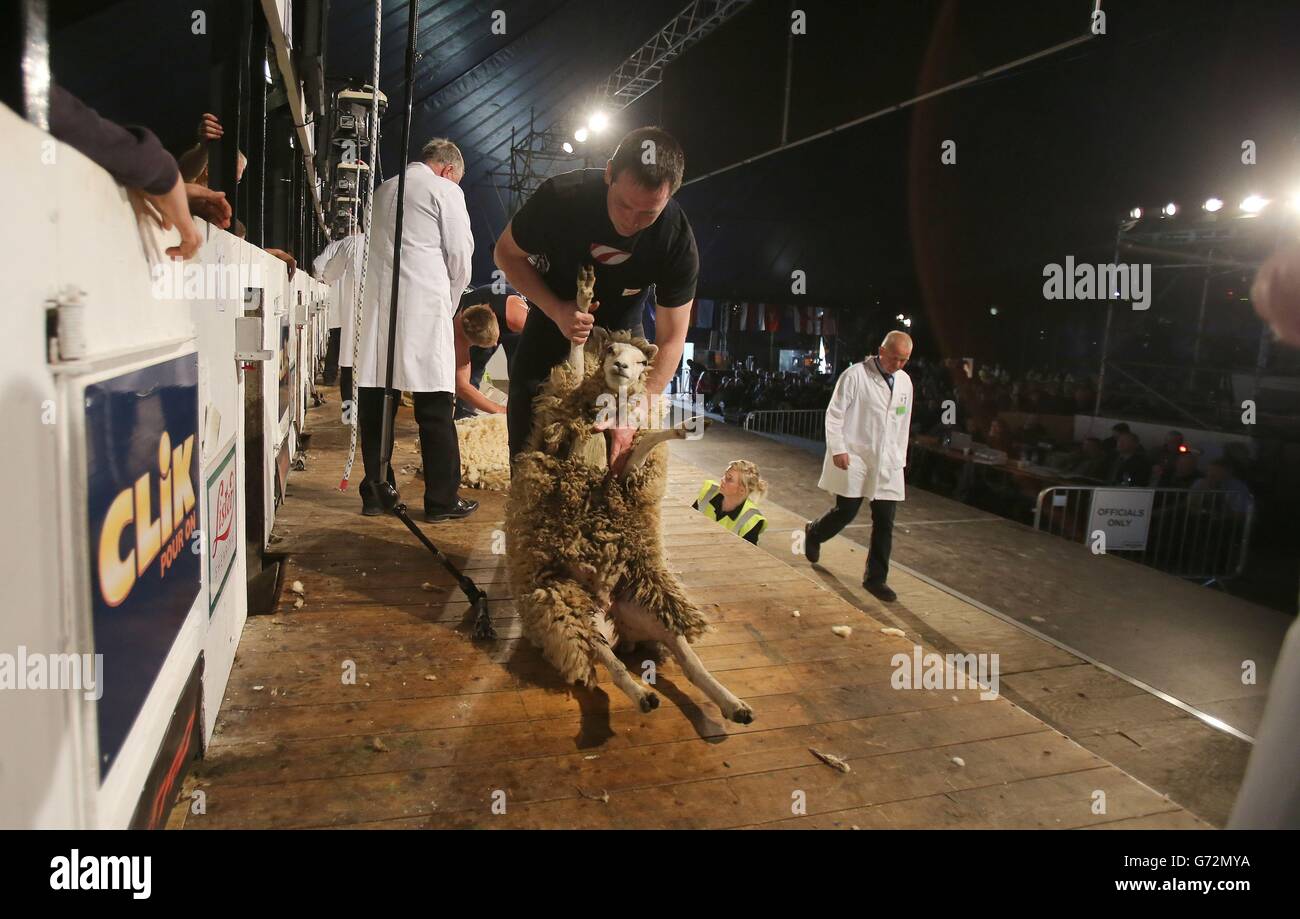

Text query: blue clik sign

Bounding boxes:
[85,354,201,781]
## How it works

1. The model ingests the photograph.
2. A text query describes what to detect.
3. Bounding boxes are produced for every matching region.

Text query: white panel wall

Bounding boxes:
[0,103,328,828]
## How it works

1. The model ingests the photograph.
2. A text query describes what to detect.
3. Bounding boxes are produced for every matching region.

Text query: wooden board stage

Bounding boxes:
[172,393,1208,829]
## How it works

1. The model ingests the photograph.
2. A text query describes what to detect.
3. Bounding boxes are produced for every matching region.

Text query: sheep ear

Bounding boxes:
[642,343,659,365]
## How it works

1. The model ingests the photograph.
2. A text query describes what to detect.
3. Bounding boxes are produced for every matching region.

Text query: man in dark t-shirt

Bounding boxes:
[494,126,699,467]
[454,284,529,419]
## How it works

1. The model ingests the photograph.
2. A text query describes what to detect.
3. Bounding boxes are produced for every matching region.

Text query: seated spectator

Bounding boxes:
[1107,431,1151,486]
[986,417,1015,453]
[691,460,768,544]
[1102,422,1131,453]
[1191,459,1253,514]
[1154,450,1201,489]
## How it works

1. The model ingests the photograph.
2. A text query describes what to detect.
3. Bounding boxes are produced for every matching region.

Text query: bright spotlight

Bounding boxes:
[902,317,913,328]
[562,142,574,154]
[1203,197,1223,212]
[574,127,589,143]
[1129,207,1143,219]
[588,111,609,133]
[1162,202,1178,217]
[1241,194,1269,214]
[895,314,905,321]
[989,307,999,316]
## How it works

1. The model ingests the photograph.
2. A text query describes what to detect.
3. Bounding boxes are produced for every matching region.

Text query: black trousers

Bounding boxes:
[323,328,341,383]
[358,387,460,511]
[809,495,898,584]
[338,365,353,405]
[507,373,546,462]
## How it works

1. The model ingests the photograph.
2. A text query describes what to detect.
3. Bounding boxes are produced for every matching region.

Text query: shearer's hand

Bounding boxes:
[557,298,599,344]
[593,416,636,475]
[832,452,850,470]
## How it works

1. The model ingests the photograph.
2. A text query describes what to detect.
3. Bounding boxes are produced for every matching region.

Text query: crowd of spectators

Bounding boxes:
[687,360,834,419]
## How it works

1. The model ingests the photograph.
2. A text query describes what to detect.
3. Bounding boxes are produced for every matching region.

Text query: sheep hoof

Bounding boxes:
[640,693,660,713]
[729,703,754,725]
[471,605,497,641]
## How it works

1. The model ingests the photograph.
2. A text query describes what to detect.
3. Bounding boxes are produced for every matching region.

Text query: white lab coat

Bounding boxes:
[356,162,473,393]
[817,360,913,501]
[312,236,343,328]
[320,232,366,367]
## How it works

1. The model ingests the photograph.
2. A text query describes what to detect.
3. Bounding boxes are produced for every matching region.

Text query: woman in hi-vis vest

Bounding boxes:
[692,461,768,545]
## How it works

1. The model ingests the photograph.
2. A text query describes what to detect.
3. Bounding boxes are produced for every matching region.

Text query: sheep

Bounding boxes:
[504,266,753,723]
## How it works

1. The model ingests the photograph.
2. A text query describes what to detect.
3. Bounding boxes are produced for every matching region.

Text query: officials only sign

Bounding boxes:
[1088,488,1154,551]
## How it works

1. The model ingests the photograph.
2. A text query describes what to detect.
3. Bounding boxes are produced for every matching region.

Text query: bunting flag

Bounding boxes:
[695,298,715,329]
[765,304,782,333]
[821,307,838,336]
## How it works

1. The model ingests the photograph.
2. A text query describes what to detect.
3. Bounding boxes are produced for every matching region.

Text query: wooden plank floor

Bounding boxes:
[174,394,1208,829]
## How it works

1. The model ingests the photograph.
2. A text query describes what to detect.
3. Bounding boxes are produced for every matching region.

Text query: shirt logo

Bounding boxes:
[590,243,632,265]
[621,287,643,296]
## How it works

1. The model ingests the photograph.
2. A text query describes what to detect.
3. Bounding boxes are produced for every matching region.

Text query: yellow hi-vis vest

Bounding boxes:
[694,479,766,540]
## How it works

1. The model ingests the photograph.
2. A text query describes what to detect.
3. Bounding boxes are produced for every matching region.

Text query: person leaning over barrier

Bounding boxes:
[692,461,768,545]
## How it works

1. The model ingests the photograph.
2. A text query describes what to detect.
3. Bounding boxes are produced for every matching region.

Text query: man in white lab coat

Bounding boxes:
[355,138,477,521]
[314,224,365,398]
[804,331,914,601]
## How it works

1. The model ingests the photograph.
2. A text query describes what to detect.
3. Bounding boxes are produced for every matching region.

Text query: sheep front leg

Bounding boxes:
[592,636,660,713]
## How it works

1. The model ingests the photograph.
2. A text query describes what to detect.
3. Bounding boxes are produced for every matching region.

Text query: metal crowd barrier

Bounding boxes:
[742,409,826,442]
[1033,485,1255,582]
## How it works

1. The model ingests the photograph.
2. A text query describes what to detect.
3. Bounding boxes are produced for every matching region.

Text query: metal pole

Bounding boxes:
[376,0,421,499]
[1093,223,1122,419]
[780,0,794,144]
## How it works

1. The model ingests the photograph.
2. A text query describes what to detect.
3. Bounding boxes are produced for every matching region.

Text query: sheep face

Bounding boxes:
[600,340,654,394]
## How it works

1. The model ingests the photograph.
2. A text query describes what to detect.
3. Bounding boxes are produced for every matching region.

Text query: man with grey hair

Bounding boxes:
[355,137,478,520]
[804,330,914,602]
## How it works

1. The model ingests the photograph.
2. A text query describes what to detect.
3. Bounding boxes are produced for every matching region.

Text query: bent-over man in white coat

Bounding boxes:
[804,331,914,602]
[315,224,365,404]
[355,138,477,521]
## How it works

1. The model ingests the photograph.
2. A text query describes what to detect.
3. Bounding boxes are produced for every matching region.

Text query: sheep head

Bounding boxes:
[585,328,658,396]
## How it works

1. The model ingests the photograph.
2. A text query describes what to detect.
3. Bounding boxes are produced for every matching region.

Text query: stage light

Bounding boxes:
[989,307,999,316]
[1129,207,1143,219]
[902,317,913,328]
[1162,202,1177,217]
[562,142,574,154]
[574,127,589,143]
[1241,194,1268,214]
[1204,197,1223,212]
[588,111,609,133]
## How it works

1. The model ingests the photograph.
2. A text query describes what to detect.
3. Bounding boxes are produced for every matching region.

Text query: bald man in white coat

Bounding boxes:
[804,331,914,601]
[355,138,477,521]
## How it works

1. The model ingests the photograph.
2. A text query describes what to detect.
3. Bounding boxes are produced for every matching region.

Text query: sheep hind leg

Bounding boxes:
[611,595,754,725]
[592,634,659,713]
[665,633,754,725]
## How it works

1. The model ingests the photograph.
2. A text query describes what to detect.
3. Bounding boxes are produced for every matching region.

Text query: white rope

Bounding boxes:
[339,0,384,491]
